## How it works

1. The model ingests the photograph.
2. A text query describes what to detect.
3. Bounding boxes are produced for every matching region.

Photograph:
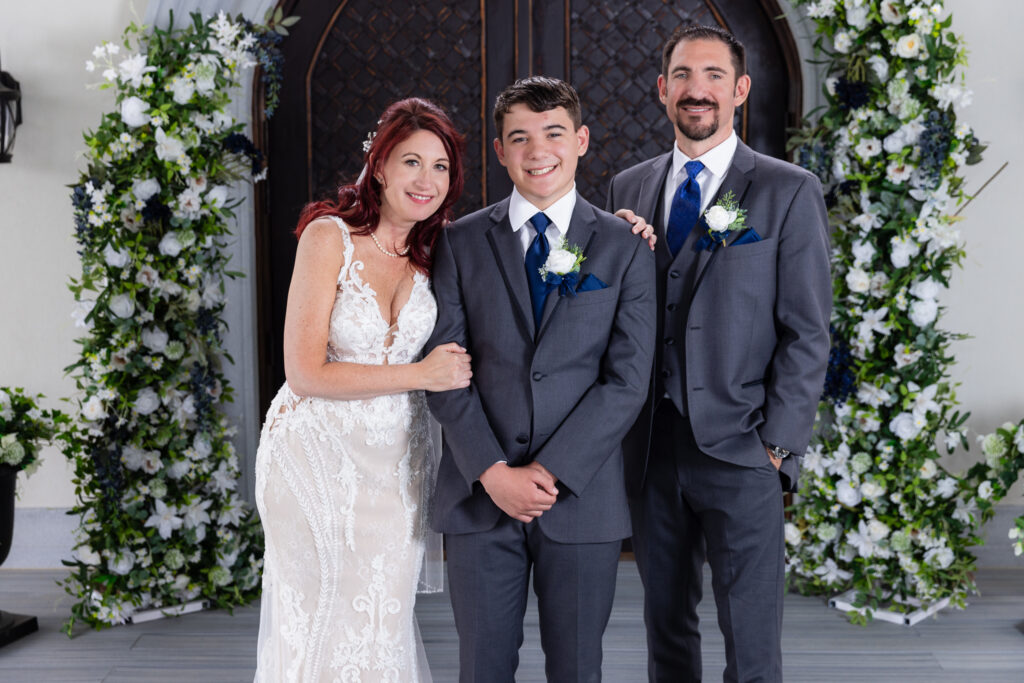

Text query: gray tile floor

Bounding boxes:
[1,563,1023,682]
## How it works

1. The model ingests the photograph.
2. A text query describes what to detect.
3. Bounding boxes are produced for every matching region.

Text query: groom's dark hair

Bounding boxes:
[662,25,746,80]
[493,76,582,137]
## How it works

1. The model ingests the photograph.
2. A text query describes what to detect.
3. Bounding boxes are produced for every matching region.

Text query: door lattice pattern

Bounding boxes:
[309,1,484,214]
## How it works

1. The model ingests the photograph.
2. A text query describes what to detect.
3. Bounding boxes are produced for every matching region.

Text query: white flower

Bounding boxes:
[813,557,852,584]
[154,127,186,163]
[166,459,191,479]
[890,412,923,441]
[895,34,923,59]
[170,77,195,105]
[109,549,136,576]
[889,235,921,268]
[704,204,737,233]
[159,232,184,257]
[85,60,96,73]
[910,383,940,416]
[134,387,160,416]
[140,450,162,474]
[869,272,889,298]
[117,53,156,89]
[845,5,869,31]
[861,480,886,500]
[108,293,135,319]
[931,82,973,110]
[81,395,106,421]
[75,545,102,566]
[845,267,871,294]
[175,188,203,221]
[120,96,151,128]
[543,248,577,276]
[211,461,238,493]
[880,1,904,23]
[867,519,890,541]
[132,178,160,202]
[847,521,880,558]
[833,31,853,54]
[141,327,169,353]
[924,545,954,569]
[867,55,889,81]
[205,185,229,209]
[909,278,940,301]
[936,477,957,498]
[886,161,913,184]
[806,0,837,19]
[836,479,862,506]
[850,240,875,266]
[71,300,96,329]
[854,138,882,159]
[919,459,938,479]
[103,244,131,269]
[145,500,183,540]
[977,481,994,500]
[183,498,213,529]
[784,522,802,546]
[908,298,938,327]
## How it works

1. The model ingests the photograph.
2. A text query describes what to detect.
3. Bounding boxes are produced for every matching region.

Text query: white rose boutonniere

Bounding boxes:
[539,237,586,296]
[699,190,749,249]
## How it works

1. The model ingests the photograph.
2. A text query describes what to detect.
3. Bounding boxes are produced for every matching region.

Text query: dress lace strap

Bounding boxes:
[327,215,356,284]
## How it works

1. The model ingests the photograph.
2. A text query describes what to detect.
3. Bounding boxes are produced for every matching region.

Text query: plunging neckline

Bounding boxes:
[345,259,423,340]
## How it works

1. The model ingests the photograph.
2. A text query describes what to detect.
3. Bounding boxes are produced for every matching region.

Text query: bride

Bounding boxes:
[254,98,470,682]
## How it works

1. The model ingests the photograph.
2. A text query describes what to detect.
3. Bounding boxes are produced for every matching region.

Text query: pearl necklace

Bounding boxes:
[370,230,409,258]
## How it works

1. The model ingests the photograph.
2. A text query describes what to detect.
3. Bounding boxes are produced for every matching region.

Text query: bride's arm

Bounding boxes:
[283,219,470,400]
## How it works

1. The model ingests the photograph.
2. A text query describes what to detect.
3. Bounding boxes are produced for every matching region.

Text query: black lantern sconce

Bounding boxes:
[0,54,23,164]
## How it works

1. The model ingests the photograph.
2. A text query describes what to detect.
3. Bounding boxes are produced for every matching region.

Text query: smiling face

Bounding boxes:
[377,129,451,228]
[494,104,589,210]
[658,38,750,157]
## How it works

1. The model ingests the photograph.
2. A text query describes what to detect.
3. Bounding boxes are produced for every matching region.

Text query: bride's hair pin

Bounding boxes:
[362,119,383,154]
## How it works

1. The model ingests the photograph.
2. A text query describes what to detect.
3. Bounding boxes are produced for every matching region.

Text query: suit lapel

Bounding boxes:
[485,200,535,339]
[536,195,597,340]
[636,153,674,263]
[692,141,755,293]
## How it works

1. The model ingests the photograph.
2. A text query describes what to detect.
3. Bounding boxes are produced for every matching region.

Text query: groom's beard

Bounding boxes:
[674,98,719,141]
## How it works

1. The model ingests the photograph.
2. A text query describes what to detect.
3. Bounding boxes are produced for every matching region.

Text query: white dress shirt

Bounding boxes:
[508,185,578,255]
[661,130,738,226]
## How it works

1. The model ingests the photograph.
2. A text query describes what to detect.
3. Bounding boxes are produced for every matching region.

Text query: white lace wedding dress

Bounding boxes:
[254,216,440,682]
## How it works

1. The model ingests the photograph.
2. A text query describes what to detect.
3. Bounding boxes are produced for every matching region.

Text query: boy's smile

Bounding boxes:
[494,104,589,210]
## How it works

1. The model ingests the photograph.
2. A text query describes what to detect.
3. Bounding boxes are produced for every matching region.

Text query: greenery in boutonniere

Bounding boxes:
[784,0,1022,623]
[703,190,747,245]
[0,388,70,477]
[62,9,294,632]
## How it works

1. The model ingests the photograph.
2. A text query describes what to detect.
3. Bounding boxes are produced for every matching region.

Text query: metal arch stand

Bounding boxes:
[830,589,952,626]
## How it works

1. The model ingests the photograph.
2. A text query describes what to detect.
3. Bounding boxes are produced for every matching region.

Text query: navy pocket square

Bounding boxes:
[730,228,761,246]
[576,273,608,292]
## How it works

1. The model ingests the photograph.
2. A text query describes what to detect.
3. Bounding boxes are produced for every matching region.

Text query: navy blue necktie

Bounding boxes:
[666,160,705,256]
[524,212,551,329]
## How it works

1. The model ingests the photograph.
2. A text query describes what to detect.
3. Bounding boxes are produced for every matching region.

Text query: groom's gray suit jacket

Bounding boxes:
[607,140,832,493]
[425,193,656,543]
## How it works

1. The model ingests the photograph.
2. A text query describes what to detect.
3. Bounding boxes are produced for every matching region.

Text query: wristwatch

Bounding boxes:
[764,442,791,460]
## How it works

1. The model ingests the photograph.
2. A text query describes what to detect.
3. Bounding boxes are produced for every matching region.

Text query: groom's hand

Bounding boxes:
[479,462,558,523]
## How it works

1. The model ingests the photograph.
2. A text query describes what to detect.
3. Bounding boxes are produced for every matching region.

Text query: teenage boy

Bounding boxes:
[425,76,657,682]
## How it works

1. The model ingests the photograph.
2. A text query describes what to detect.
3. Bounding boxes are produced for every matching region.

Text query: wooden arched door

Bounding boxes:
[253,0,801,413]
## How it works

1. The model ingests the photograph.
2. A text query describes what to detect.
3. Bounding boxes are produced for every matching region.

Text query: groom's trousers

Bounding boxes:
[445,515,621,683]
[630,401,785,683]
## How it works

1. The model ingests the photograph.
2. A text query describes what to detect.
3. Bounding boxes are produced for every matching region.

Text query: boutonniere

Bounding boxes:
[539,238,586,297]
[700,190,749,250]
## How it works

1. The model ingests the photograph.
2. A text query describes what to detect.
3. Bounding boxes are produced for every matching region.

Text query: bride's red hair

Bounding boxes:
[294,98,465,274]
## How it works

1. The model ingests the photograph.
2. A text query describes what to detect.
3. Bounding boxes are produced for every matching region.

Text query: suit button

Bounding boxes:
[516,434,528,445]
[660,369,671,378]
[664,337,675,345]
[666,303,677,312]
[532,372,544,381]
[669,271,680,279]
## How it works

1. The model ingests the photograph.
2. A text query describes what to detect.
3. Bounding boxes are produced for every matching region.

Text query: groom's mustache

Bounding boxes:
[676,98,718,111]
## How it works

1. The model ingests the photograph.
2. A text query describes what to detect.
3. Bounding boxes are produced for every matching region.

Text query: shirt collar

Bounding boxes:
[508,184,577,238]
[670,130,738,182]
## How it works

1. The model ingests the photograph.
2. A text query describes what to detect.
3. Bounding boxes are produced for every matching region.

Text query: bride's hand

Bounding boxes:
[418,342,472,391]
[614,208,657,250]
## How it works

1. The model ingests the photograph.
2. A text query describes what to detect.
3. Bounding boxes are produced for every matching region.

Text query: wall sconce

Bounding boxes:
[0,56,23,164]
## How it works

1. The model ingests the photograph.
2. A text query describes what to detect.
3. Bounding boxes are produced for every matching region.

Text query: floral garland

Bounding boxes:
[63,11,289,631]
[785,0,1023,622]
[0,388,68,477]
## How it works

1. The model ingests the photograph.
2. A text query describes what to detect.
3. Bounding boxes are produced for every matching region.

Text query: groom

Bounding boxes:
[607,26,831,682]
[425,76,656,681]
